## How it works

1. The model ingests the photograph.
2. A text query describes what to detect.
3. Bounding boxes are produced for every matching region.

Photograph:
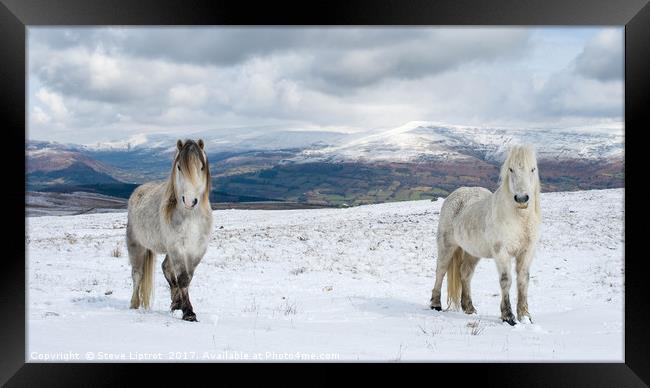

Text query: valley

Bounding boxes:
[26,122,624,209]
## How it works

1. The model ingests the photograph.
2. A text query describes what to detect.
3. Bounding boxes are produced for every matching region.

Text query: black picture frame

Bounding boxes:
[2,0,647,386]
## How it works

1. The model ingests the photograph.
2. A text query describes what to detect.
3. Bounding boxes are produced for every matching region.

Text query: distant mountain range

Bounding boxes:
[26,122,624,207]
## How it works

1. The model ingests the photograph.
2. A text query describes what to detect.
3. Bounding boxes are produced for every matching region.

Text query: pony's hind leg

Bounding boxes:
[494,256,516,325]
[460,252,480,314]
[129,269,142,309]
[161,255,182,311]
[127,233,146,309]
[430,242,457,311]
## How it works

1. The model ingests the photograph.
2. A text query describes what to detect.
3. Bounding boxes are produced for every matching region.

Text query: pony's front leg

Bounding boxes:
[163,254,197,321]
[176,270,196,322]
[495,257,516,326]
[161,255,182,311]
[516,250,534,323]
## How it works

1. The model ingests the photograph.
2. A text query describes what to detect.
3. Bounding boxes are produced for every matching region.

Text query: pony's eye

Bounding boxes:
[177,165,180,171]
[509,168,513,172]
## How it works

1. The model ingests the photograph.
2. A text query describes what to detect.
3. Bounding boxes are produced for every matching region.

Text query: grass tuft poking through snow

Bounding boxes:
[110,245,122,258]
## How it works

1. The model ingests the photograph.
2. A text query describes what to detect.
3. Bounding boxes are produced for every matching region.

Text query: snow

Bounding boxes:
[294,121,624,163]
[45,121,623,163]
[297,121,467,162]
[79,129,349,154]
[26,189,624,361]
[84,133,149,151]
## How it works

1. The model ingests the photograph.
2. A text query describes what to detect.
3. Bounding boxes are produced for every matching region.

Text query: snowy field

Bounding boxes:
[26,189,624,362]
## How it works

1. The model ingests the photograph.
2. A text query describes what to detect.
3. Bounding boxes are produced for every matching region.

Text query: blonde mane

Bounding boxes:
[163,139,211,222]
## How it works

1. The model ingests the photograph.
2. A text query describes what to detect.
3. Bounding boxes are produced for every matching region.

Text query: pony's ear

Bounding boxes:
[176,139,183,151]
[198,139,204,150]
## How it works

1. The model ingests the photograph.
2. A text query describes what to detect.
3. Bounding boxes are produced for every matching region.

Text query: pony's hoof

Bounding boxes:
[182,312,198,322]
[518,316,532,324]
[463,307,477,315]
[430,305,442,311]
[502,317,517,326]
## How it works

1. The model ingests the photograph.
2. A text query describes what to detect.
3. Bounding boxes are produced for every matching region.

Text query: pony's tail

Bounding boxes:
[139,249,155,309]
[446,248,463,310]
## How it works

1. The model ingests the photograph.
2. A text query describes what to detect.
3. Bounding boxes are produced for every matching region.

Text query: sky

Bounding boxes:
[27,27,624,144]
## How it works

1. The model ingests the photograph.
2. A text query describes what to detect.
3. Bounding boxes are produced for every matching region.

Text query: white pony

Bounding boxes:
[126,139,213,322]
[430,145,541,325]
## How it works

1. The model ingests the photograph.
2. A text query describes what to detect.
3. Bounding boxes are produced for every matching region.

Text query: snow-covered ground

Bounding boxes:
[26,189,624,362]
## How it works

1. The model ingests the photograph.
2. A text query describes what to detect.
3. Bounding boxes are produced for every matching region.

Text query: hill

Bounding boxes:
[26,122,624,205]
[26,189,624,361]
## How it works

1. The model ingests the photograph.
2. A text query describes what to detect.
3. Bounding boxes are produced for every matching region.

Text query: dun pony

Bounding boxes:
[126,139,213,321]
[430,145,541,325]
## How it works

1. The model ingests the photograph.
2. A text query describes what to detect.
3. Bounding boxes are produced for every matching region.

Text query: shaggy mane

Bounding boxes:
[163,139,211,222]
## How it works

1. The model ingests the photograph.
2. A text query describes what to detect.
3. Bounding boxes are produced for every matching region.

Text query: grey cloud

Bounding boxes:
[31,27,531,94]
[310,29,529,91]
[31,28,428,65]
[535,72,623,118]
[29,42,213,106]
[532,30,624,119]
[118,28,456,68]
[27,27,623,144]
[574,29,623,81]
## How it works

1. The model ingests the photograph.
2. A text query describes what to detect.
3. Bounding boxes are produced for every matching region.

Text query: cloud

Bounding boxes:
[307,29,530,91]
[168,84,209,108]
[35,88,69,120]
[574,29,623,81]
[32,106,50,125]
[27,27,624,144]
[536,70,623,118]
[531,29,624,121]
[31,28,530,94]
[30,44,211,104]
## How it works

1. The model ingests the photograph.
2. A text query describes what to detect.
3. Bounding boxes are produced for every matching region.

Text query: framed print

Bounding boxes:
[2,0,648,385]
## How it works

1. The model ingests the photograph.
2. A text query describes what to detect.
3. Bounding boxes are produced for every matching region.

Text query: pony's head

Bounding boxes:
[165,139,211,220]
[499,144,540,211]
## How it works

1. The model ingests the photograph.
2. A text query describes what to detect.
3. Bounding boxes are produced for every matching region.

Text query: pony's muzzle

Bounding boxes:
[514,194,529,204]
[182,196,199,209]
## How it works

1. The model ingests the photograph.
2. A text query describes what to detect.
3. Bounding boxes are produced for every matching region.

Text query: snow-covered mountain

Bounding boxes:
[81,128,349,153]
[26,122,624,204]
[52,122,624,163]
[295,121,624,163]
